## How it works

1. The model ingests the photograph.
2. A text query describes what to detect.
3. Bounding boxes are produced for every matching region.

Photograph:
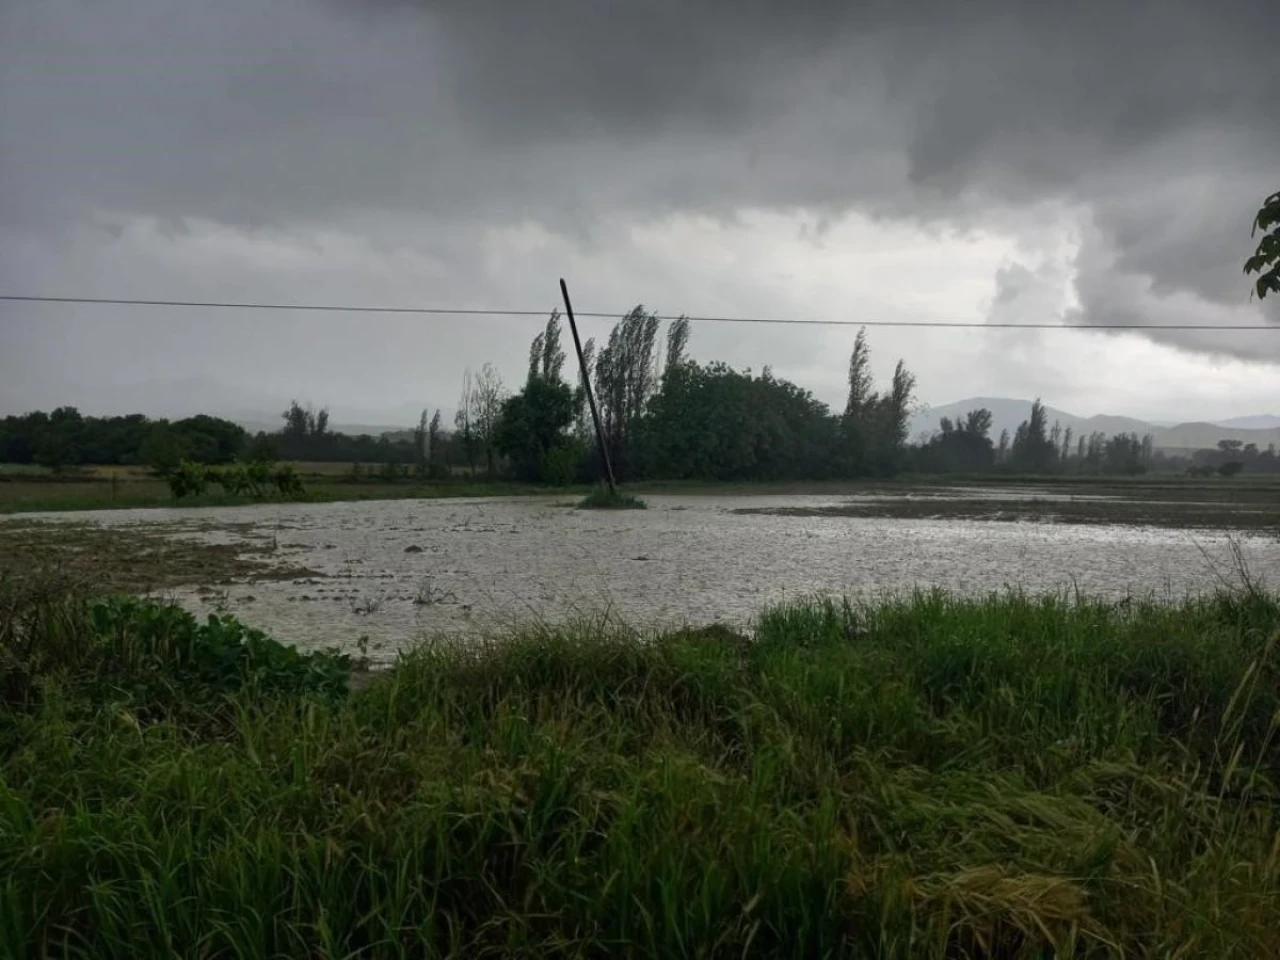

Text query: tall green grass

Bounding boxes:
[2,580,1279,957]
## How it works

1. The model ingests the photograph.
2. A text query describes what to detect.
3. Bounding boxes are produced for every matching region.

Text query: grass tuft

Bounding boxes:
[2,581,1280,956]
[577,486,648,509]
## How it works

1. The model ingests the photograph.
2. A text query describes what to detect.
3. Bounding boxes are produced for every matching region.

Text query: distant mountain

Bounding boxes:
[1155,422,1280,453]
[910,398,1280,453]
[908,397,1147,445]
[1210,414,1280,430]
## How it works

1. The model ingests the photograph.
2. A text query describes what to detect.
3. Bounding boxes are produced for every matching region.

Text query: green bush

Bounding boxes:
[0,588,349,720]
[163,459,299,501]
[165,459,213,498]
[216,462,252,496]
[540,437,587,486]
[271,463,304,497]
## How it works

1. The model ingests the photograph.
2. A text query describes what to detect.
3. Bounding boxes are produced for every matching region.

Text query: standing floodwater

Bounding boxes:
[10,492,1280,661]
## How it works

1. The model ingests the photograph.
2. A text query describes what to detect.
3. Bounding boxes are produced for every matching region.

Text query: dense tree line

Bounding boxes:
[487,310,916,484]
[915,399,1158,476]
[273,401,419,466]
[1187,439,1280,475]
[916,409,996,473]
[0,408,248,472]
[5,309,1271,483]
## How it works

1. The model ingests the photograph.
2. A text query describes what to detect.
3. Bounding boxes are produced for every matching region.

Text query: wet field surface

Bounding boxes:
[7,489,1280,662]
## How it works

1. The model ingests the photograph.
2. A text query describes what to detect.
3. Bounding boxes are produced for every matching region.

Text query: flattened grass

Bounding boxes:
[2,582,1279,957]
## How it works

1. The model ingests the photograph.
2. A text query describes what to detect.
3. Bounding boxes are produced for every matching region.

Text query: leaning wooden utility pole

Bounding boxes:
[559,278,617,495]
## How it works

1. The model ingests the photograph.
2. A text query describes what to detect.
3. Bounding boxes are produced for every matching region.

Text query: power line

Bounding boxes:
[1,293,1275,331]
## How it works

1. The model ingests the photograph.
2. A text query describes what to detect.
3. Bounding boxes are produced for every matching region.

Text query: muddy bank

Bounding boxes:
[731,494,1280,530]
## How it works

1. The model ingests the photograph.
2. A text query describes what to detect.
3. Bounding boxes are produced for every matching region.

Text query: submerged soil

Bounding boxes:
[0,520,321,595]
[731,490,1280,530]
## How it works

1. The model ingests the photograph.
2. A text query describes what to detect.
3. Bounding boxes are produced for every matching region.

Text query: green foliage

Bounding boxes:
[163,460,300,501]
[423,409,449,480]
[0,588,349,720]
[577,485,647,508]
[1009,398,1059,472]
[527,311,567,384]
[30,407,83,472]
[246,458,273,492]
[1219,460,1245,477]
[413,408,430,477]
[594,306,662,478]
[2,587,1279,955]
[270,463,304,497]
[139,423,186,475]
[276,400,424,465]
[244,431,279,462]
[641,361,839,480]
[165,459,213,498]
[215,462,253,497]
[1244,190,1280,299]
[1102,432,1149,475]
[171,415,247,463]
[918,407,996,473]
[839,330,916,476]
[1,409,246,473]
[10,298,1273,488]
[540,437,587,486]
[281,399,329,438]
[495,376,577,482]
[471,362,508,481]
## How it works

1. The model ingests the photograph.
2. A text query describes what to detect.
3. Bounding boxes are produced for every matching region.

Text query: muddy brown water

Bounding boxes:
[10,494,1280,663]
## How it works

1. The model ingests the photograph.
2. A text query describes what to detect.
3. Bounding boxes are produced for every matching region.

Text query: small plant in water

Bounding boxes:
[412,576,458,606]
[200,587,232,614]
[577,486,647,510]
[349,593,383,616]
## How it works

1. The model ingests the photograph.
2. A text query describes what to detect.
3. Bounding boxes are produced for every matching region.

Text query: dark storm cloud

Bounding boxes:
[1,0,1276,359]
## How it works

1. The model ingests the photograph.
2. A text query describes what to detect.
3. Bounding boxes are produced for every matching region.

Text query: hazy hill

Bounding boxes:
[1212,414,1280,430]
[1155,422,1280,453]
[908,398,1145,445]
[911,398,1280,453]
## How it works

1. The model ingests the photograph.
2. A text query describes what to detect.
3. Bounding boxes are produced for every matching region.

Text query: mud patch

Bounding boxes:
[0,520,322,594]
[732,495,1280,530]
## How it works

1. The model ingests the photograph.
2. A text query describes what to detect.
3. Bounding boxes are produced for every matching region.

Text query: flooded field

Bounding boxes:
[6,489,1280,662]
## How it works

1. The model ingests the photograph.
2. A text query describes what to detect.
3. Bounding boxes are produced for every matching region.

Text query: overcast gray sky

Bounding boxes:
[1,0,1277,425]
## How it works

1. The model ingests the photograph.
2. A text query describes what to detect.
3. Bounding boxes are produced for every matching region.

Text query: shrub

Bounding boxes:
[166,459,213,498]
[216,462,251,497]
[1,588,349,719]
[540,438,587,486]
[271,463,305,497]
